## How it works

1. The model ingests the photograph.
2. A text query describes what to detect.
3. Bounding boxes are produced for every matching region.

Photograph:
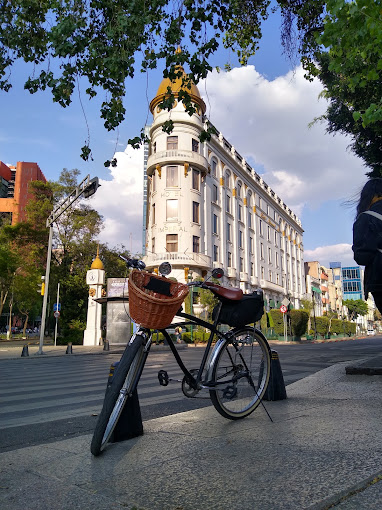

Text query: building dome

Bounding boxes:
[90,246,104,270]
[149,65,206,114]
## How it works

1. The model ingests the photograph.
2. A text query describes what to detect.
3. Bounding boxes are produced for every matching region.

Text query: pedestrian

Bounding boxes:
[352,178,382,314]
[175,326,183,343]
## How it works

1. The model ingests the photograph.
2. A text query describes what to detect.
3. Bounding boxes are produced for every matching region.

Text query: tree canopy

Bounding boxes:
[343,298,368,320]
[1,1,380,173]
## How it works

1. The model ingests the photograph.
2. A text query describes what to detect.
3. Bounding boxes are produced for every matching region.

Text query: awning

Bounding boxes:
[311,286,321,294]
[269,299,276,308]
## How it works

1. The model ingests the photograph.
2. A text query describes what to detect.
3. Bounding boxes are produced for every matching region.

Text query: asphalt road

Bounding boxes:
[1,336,381,453]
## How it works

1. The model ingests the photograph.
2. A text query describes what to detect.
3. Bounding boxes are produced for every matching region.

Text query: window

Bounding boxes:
[192,169,200,191]
[267,225,271,241]
[192,201,200,223]
[227,222,232,242]
[239,257,244,272]
[166,234,178,252]
[213,245,219,262]
[276,252,279,268]
[226,195,231,213]
[248,213,252,229]
[152,238,155,254]
[250,236,254,254]
[212,184,218,202]
[276,273,279,285]
[212,159,217,177]
[261,266,265,279]
[167,136,178,150]
[269,270,272,282]
[213,214,218,234]
[153,142,156,154]
[166,166,178,187]
[250,263,254,276]
[152,174,156,192]
[259,219,263,236]
[152,203,156,224]
[166,199,178,220]
[238,204,242,221]
[268,247,272,264]
[193,236,200,253]
[239,230,243,248]
[260,243,264,260]
[192,138,199,153]
[228,251,232,267]
[274,230,278,246]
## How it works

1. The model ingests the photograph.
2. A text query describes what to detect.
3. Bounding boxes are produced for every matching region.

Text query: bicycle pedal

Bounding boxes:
[158,370,169,386]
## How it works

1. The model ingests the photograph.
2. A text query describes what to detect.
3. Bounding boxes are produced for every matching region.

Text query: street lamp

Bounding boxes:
[37,175,100,354]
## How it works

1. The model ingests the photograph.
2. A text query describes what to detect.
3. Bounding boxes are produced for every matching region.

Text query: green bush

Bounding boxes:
[57,319,86,345]
[312,316,329,336]
[269,310,284,335]
[290,310,309,337]
[330,319,343,335]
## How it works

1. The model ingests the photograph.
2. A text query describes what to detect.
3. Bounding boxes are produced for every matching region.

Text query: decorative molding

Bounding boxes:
[156,164,161,179]
[184,162,189,177]
[243,198,247,206]
[232,188,237,197]
[220,177,224,186]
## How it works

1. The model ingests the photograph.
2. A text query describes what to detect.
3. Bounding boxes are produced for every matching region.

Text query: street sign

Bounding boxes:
[281,298,290,307]
[280,305,287,314]
[54,311,60,318]
[53,303,61,312]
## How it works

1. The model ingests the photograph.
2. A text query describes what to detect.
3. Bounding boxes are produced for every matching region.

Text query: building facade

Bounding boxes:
[143,69,305,308]
[0,161,47,224]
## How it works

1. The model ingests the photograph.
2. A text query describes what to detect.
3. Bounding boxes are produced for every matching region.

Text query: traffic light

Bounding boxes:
[184,267,189,281]
[38,277,45,295]
[83,177,100,198]
[41,282,45,296]
[153,267,159,275]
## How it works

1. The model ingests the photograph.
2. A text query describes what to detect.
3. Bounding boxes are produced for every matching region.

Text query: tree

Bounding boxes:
[0,0,328,161]
[311,1,382,176]
[343,299,368,320]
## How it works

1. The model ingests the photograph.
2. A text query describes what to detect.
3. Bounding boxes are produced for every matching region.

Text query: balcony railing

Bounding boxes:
[227,267,237,278]
[240,272,248,282]
[147,150,208,174]
[144,252,211,269]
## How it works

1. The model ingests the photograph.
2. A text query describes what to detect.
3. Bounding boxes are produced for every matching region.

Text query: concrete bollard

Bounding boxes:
[103,339,110,351]
[66,342,73,354]
[263,350,287,401]
[21,344,29,357]
[106,361,144,442]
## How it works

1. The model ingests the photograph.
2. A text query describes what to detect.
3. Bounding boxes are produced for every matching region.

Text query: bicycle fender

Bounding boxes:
[205,338,226,382]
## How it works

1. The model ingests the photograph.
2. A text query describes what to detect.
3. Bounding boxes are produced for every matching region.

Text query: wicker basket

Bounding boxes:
[128,270,189,329]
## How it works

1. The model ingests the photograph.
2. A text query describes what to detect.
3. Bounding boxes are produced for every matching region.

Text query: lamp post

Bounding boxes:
[37,175,100,355]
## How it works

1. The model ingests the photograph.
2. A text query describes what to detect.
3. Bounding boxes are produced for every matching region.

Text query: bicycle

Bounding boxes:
[91,257,271,456]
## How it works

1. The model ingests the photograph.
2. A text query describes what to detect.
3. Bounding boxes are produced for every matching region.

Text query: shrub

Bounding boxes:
[269,309,284,335]
[58,319,86,345]
[290,310,309,337]
[313,316,329,336]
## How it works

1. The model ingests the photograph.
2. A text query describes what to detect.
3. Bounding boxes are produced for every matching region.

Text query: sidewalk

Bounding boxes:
[1,357,382,509]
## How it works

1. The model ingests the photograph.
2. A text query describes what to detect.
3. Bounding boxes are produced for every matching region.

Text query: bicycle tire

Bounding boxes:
[91,335,145,456]
[209,327,271,420]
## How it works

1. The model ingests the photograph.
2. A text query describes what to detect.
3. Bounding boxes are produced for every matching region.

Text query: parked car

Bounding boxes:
[367,329,376,336]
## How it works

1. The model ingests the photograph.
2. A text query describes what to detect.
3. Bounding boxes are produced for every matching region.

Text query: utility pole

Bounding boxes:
[37,175,100,354]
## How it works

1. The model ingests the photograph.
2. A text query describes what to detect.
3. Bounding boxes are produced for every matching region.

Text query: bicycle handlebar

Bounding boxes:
[119,255,146,270]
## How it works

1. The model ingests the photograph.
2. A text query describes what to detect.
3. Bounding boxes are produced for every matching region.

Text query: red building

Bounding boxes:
[0,161,47,224]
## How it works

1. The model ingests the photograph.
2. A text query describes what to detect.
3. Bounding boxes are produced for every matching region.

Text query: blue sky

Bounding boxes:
[0,12,367,265]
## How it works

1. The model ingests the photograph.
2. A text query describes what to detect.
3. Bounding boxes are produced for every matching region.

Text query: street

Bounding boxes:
[1,336,381,453]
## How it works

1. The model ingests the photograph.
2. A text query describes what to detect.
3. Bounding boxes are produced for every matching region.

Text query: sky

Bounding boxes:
[0,12,368,267]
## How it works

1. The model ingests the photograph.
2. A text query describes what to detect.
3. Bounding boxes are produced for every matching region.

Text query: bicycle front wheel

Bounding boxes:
[91,335,146,456]
[209,327,271,420]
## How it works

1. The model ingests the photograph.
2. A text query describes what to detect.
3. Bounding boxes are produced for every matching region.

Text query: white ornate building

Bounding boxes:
[143,67,304,309]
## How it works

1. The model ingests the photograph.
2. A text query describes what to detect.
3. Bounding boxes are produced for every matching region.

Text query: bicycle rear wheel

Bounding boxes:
[91,335,146,456]
[209,327,271,420]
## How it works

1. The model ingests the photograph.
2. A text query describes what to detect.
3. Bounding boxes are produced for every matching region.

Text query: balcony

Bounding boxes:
[320,273,329,281]
[260,279,284,292]
[213,261,224,269]
[147,150,208,175]
[321,285,328,293]
[144,252,211,270]
[227,267,237,279]
[240,272,248,282]
[250,276,260,286]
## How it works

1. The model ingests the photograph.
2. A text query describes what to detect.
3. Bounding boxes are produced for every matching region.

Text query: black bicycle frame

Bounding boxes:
[157,303,225,390]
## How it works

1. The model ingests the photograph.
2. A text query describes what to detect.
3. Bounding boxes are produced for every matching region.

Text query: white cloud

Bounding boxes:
[304,243,356,268]
[201,66,366,213]
[90,145,145,254]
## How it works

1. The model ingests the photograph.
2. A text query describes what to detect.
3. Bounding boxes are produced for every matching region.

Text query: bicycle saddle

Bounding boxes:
[204,282,243,301]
